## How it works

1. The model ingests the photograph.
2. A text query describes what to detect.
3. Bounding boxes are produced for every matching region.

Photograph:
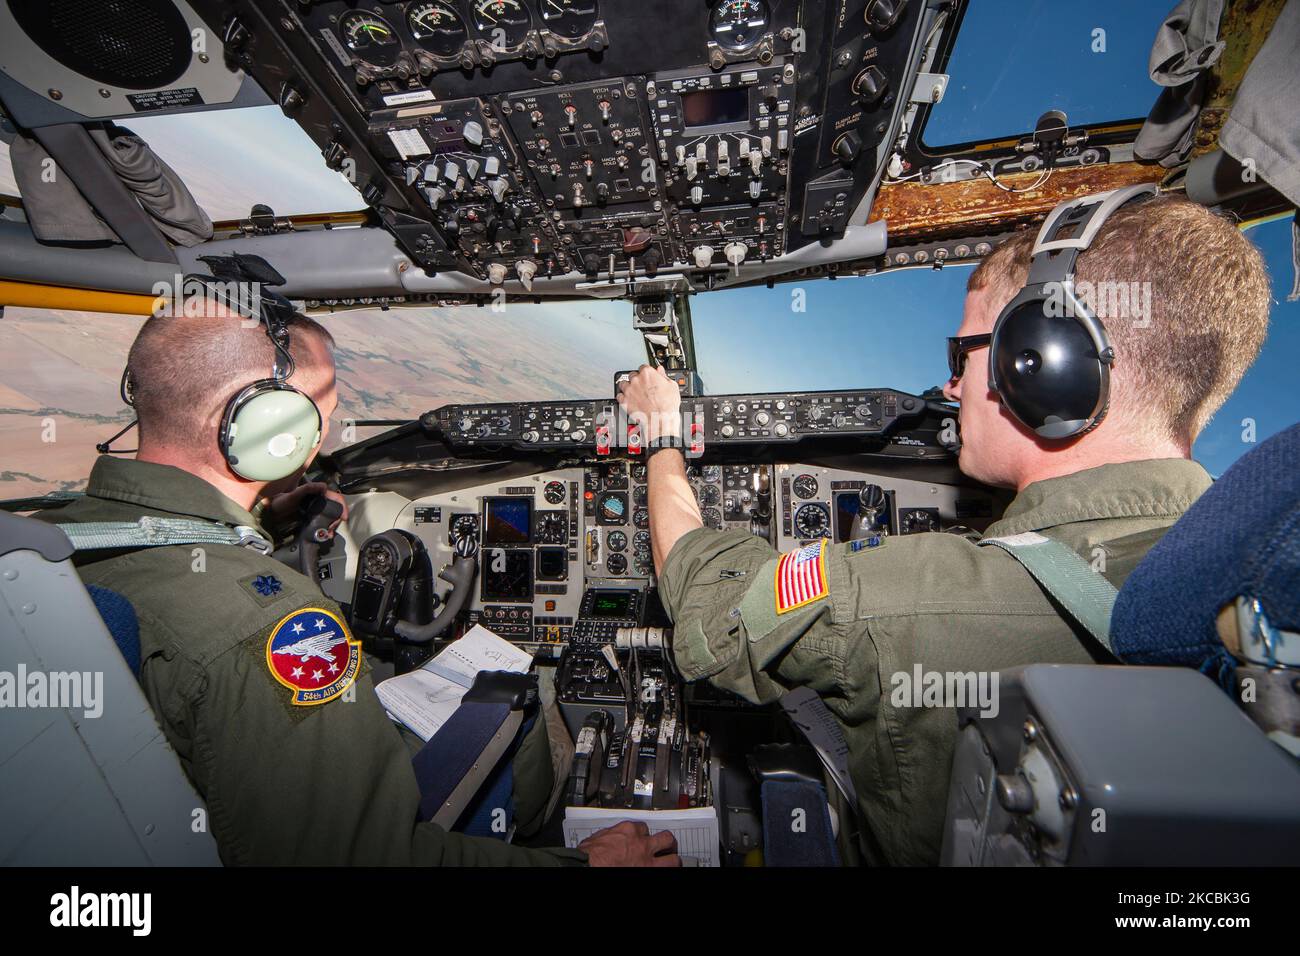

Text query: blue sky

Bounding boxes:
[693,216,1300,478]
[926,0,1165,146]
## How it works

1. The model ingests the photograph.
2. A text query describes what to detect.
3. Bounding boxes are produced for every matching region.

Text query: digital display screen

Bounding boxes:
[682,87,749,128]
[481,548,534,603]
[484,497,532,545]
[590,591,633,618]
[537,547,568,581]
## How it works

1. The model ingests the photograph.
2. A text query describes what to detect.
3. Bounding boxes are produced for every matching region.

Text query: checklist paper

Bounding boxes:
[562,806,720,867]
[374,625,532,741]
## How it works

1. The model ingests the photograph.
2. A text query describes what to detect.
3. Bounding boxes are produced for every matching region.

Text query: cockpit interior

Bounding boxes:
[1,0,1298,885]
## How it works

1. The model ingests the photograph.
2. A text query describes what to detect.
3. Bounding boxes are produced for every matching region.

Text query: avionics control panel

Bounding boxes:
[426,387,933,452]
[193,0,931,281]
[334,453,1000,653]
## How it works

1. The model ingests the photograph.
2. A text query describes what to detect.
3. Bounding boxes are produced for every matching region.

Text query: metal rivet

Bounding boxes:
[144,823,155,835]
[48,89,63,100]
[198,52,210,63]
[1022,719,1038,742]
[98,88,111,98]
[21,603,36,615]
[3,569,17,581]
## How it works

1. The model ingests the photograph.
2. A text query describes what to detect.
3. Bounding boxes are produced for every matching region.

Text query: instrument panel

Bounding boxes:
[427,387,934,452]
[337,454,999,653]
[194,0,930,281]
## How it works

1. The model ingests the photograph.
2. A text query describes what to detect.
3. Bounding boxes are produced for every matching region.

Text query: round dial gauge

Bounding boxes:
[630,463,648,483]
[701,465,723,483]
[699,484,721,507]
[901,509,940,534]
[339,11,402,67]
[543,480,567,504]
[633,508,650,530]
[701,507,723,530]
[598,492,627,523]
[472,0,533,48]
[709,0,770,51]
[538,513,567,544]
[633,530,652,553]
[539,0,599,39]
[792,474,819,500]
[407,2,469,57]
[606,553,628,576]
[450,514,480,556]
[632,484,647,507]
[607,530,628,553]
[794,503,831,539]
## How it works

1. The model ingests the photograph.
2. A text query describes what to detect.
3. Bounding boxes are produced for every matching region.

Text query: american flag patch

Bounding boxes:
[775,539,829,614]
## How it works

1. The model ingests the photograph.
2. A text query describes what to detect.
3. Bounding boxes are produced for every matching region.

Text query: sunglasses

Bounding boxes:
[947,333,992,380]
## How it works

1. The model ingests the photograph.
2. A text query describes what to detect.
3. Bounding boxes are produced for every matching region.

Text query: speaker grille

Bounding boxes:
[9,0,193,91]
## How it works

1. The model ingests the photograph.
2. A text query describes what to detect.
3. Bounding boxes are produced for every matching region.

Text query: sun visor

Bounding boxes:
[12,122,212,247]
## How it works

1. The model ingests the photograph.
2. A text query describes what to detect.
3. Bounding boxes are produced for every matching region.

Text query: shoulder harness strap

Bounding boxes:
[55,516,273,555]
[978,531,1117,655]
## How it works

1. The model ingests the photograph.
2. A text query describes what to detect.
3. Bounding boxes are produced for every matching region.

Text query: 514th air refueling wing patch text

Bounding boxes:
[775,539,829,614]
[265,607,361,706]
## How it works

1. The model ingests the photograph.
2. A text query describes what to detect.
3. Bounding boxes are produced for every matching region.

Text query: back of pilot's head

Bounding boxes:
[126,303,337,470]
[967,195,1271,447]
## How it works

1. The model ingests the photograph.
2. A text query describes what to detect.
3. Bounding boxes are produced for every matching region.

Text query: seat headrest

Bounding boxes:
[1112,423,1300,669]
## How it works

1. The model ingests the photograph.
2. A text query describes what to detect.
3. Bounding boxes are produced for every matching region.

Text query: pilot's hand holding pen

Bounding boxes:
[579,821,681,867]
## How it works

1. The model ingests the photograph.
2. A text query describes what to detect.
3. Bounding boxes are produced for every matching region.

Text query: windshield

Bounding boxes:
[1,105,364,220]
[3,215,1297,502]
[694,215,1300,478]
[0,300,646,501]
[922,0,1163,149]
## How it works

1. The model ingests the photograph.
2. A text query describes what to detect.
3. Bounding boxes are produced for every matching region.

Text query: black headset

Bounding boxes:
[988,183,1159,439]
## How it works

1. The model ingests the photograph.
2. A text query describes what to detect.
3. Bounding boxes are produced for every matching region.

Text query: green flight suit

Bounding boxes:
[658,458,1212,866]
[38,456,585,866]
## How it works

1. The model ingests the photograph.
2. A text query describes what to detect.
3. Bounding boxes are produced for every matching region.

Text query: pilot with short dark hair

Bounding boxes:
[38,301,678,867]
[617,193,1272,865]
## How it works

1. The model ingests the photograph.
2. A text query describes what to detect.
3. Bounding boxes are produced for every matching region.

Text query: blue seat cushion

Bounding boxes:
[87,584,141,676]
[1112,423,1300,670]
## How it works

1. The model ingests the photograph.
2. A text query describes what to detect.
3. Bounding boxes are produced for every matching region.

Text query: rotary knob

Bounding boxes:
[774,422,790,437]
[754,410,771,427]
[571,429,587,442]
[554,418,571,432]
[720,424,735,438]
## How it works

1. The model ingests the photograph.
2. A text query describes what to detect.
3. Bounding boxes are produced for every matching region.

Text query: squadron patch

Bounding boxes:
[775,539,829,614]
[265,607,361,706]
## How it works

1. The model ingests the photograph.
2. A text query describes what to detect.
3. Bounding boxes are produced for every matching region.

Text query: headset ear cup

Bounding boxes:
[990,300,1107,438]
[220,383,323,482]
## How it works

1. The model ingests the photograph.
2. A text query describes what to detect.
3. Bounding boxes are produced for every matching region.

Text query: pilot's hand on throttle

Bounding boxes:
[616,365,682,443]
[263,481,348,534]
[579,820,681,867]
